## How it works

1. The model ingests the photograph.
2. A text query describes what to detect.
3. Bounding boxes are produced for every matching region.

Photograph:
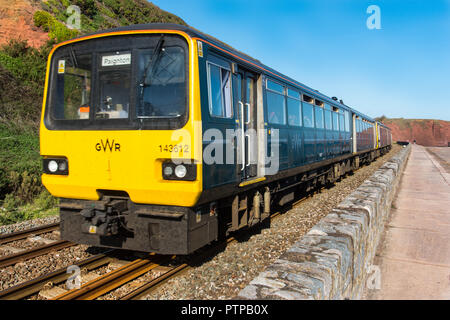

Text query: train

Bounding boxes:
[40,24,392,255]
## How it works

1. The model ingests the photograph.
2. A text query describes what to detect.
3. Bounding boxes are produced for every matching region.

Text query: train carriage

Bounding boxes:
[40,24,391,254]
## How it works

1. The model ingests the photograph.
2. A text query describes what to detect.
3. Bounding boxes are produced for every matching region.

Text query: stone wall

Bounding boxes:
[238,145,411,300]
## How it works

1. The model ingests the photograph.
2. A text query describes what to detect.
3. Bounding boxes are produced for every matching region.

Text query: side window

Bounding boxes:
[344,111,350,132]
[302,95,314,128]
[208,62,232,118]
[266,79,286,125]
[332,111,339,131]
[324,104,332,130]
[339,113,345,132]
[315,101,324,129]
[287,89,302,126]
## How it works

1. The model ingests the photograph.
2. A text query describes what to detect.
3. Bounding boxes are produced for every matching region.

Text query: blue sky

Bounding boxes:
[151,0,450,120]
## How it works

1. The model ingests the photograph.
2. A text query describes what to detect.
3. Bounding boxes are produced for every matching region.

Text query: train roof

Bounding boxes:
[376,121,391,129]
[67,23,376,122]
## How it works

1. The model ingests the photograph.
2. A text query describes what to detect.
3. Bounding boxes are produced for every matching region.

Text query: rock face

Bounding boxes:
[0,0,49,48]
[382,119,449,147]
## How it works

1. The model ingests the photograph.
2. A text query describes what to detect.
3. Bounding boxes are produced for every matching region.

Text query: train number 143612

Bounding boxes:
[158,144,190,153]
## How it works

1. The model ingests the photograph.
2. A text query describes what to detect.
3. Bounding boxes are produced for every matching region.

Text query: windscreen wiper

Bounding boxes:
[139,34,165,88]
[138,34,165,118]
[69,45,78,68]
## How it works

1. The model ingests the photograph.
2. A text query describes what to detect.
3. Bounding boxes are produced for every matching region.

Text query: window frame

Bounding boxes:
[302,99,315,128]
[266,78,287,125]
[286,87,302,127]
[51,53,93,121]
[314,104,324,129]
[206,60,234,119]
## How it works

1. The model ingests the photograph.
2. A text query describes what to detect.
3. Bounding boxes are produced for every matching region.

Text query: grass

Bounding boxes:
[0,123,59,225]
[0,190,59,225]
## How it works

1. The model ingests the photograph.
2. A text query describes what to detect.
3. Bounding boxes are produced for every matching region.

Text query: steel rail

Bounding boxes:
[120,238,235,300]
[0,240,74,268]
[120,195,315,300]
[53,254,172,300]
[0,222,60,245]
[0,253,113,300]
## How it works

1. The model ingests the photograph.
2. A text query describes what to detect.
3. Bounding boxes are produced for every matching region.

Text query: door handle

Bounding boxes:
[246,133,251,167]
[239,101,245,171]
[244,103,251,125]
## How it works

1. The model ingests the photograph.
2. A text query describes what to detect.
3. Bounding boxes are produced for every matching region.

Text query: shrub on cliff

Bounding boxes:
[33,10,79,43]
[33,10,54,32]
[74,0,97,19]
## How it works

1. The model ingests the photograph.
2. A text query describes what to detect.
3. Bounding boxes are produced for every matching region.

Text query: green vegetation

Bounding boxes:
[0,189,58,225]
[39,0,186,33]
[0,123,55,225]
[374,115,387,122]
[0,0,187,224]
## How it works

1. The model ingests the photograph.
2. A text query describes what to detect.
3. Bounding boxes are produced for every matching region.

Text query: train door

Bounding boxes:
[235,68,258,181]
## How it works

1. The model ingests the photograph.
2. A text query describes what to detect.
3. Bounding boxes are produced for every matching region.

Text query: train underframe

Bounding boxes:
[59,146,391,255]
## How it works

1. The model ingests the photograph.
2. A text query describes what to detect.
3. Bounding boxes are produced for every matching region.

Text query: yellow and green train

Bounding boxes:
[40,24,392,254]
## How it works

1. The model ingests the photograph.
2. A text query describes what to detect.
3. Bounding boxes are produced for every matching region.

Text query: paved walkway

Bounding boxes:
[364,144,450,299]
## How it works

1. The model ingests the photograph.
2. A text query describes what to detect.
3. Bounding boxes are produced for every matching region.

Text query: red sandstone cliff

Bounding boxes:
[381,118,449,147]
[0,0,49,48]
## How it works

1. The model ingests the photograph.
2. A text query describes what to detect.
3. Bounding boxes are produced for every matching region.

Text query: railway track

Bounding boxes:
[0,183,322,300]
[119,197,307,300]
[0,222,59,245]
[51,195,311,301]
[0,222,76,268]
[0,252,114,300]
[0,240,74,268]
[53,254,171,300]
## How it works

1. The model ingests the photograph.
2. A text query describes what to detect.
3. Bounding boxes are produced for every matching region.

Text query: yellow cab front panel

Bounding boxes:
[40,30,203,208]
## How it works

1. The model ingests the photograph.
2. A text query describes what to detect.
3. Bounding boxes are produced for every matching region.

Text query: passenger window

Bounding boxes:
[287,89,301,126]
[325,109,332,130]
[332,111,339,131]
[302,100,314,128]
[267,80,286,125]
[266,79,284,94]
[208,63,233,118]
[339,114,345,132]
[287,88,300,99]
[315,106,324,129]
[344,111,350,132]
[267,91,286,125]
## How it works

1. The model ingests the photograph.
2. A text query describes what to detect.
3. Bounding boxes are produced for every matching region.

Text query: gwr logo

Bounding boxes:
[95,139,121,152]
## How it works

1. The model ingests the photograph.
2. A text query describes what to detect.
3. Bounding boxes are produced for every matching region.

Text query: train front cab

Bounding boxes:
[39,29,224,255]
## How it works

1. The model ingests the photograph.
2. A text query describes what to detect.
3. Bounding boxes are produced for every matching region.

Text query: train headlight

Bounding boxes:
[175,165,187,178]
[58,161,67,172]
[162,161,196,181]
[163,166,173,176]
[43,158,69,175]
[48,160,58,173]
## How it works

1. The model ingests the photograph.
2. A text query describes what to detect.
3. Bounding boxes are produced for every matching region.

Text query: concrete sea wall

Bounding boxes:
[238,145,411,300]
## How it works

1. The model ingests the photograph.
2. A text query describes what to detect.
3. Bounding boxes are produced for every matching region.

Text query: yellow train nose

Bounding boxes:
[41,130,202,207]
